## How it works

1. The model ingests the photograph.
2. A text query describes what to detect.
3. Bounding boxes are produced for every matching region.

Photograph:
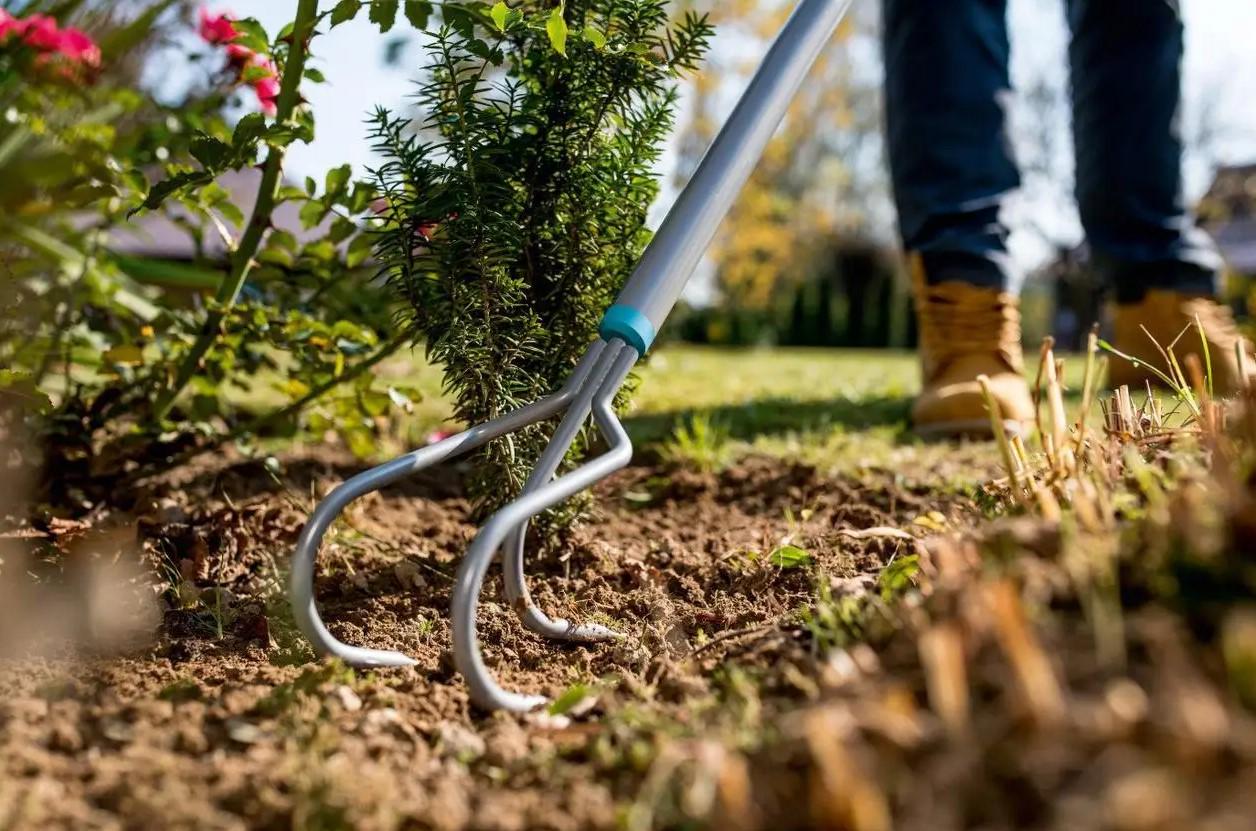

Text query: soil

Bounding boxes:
[5,446,1256,830]
[0,448,957,831]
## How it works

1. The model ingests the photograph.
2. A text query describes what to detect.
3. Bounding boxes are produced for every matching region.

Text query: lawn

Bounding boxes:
[371,343,1094,489]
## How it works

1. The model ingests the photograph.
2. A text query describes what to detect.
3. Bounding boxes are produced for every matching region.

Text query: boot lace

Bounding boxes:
[917,282,1024,378]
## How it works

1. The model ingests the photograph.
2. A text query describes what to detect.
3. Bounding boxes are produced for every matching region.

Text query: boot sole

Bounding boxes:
[913,418,1027,440]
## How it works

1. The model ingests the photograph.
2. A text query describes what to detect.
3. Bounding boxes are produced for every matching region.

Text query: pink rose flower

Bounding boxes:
[198,8,239,45]
[54,27,101,68]
[0,10,20,41]
[252,71,280,115]
[5,13,102,80]
[224,42,254,67]
[17,14,59,50]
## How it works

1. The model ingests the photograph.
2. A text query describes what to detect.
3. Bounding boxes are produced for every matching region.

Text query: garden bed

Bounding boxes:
[1,447,964,830]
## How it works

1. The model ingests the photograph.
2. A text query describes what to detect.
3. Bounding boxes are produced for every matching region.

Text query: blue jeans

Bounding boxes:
[883,0,1221,302]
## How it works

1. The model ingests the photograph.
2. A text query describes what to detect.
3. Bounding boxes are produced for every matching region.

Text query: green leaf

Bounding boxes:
[231,18,270,52]
[329,216,357,243]
[189,135,232,170]
[216,200,245,227]
[346,232,374,268]
[269,229,298,251]
[299,199,328,229]
[324,164,352,199]
[302,239,338,262]
[304,67,326,83]
[546,4,567,56]
[581,25,605,49]
[342,426,377,459]
[878,555,920,600]
[133,170,213,214]
[768,544,811,569]
[103,344,145,366]
[330,0,360,26]
[240,63,275,83]
[403,0,431,28]
[442,3,477,37]
[359,389,391,417]
[490,1,509,32]
[369,0,399,32]
[232,113,268,149]
[547,683,591,716]
[0,370,53,415]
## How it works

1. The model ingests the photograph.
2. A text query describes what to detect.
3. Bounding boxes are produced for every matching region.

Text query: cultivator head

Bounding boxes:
[289,0,852,711]
[290,337,639,711]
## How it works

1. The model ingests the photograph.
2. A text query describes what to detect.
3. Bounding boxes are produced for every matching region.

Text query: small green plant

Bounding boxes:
[372,0,712,515]
[254,660,359,717]
[768,544,811,569]
[659,411,731,473]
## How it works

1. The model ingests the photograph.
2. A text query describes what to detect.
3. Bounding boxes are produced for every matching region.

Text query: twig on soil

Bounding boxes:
[690,620,783,658]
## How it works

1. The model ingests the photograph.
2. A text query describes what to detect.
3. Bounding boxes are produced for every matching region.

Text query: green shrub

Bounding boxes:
[371,0,711,515]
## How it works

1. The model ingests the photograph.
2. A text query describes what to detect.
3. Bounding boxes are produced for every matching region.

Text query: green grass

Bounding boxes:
[256,343,1097,487]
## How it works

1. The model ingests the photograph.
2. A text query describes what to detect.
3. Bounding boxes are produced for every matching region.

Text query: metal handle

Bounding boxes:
[600,0,853,351]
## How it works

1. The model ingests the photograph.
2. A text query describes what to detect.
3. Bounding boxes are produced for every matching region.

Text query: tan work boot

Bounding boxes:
[1110,290,1255,396]
[910,256,1035,437]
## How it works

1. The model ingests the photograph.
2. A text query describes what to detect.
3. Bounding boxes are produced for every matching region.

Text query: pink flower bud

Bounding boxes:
[198,8,239,45]
[252,73,281,116]
[225,42,254,67]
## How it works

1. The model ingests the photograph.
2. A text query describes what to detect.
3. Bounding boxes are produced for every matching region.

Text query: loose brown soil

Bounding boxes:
[0,448,957,830]
[5,445,1256,830]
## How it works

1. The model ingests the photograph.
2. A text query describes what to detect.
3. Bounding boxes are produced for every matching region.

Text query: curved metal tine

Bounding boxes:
[289,341,608,668]
[501,352,624,643]
[451,341,639,712]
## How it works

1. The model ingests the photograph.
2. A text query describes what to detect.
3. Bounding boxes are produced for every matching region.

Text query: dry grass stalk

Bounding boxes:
[918,622,971,737]
[1009,433,1032,476]
[1045,350,1069,467]
[978,374,1023,499]
[1032,481,1062,521]
[804,709,892,831]
[1074,330,1101,459]
[1237,341,1251,390]
[987,579,1066,727]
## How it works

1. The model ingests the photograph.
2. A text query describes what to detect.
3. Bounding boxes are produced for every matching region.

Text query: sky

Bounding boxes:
[217,0,1256,280]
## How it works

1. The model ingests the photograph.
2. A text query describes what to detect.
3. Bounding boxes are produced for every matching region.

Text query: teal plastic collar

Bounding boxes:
[599,305,655,356]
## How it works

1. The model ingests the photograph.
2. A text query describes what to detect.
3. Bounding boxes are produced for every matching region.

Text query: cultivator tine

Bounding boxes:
[291,0,853,709]
[500,350,627,644]
[289,342,608,667]
[451,339,639,712]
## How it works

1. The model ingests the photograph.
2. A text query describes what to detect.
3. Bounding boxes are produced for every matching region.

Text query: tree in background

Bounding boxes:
[671,0,902,346]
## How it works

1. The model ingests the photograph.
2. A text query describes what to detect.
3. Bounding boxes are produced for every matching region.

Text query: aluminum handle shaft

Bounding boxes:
[612,0,852,334]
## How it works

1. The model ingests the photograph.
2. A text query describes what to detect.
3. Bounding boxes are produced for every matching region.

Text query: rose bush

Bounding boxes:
[3,1,709,518]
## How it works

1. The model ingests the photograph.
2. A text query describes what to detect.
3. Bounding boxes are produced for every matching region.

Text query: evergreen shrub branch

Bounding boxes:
[371,0,711,518]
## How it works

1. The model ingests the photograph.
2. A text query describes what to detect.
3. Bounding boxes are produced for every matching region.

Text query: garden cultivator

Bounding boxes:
[291,0,853,712]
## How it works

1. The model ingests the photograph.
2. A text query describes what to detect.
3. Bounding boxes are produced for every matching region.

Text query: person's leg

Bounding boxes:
[883,0,1018,289]
[1068,0,1253,392]
[883,0,1034,435]
[1067,0,1219,300]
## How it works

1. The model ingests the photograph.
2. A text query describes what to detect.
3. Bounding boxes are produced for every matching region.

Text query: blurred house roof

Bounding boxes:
[1201,163,1256,274]
[106,168,333,262]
